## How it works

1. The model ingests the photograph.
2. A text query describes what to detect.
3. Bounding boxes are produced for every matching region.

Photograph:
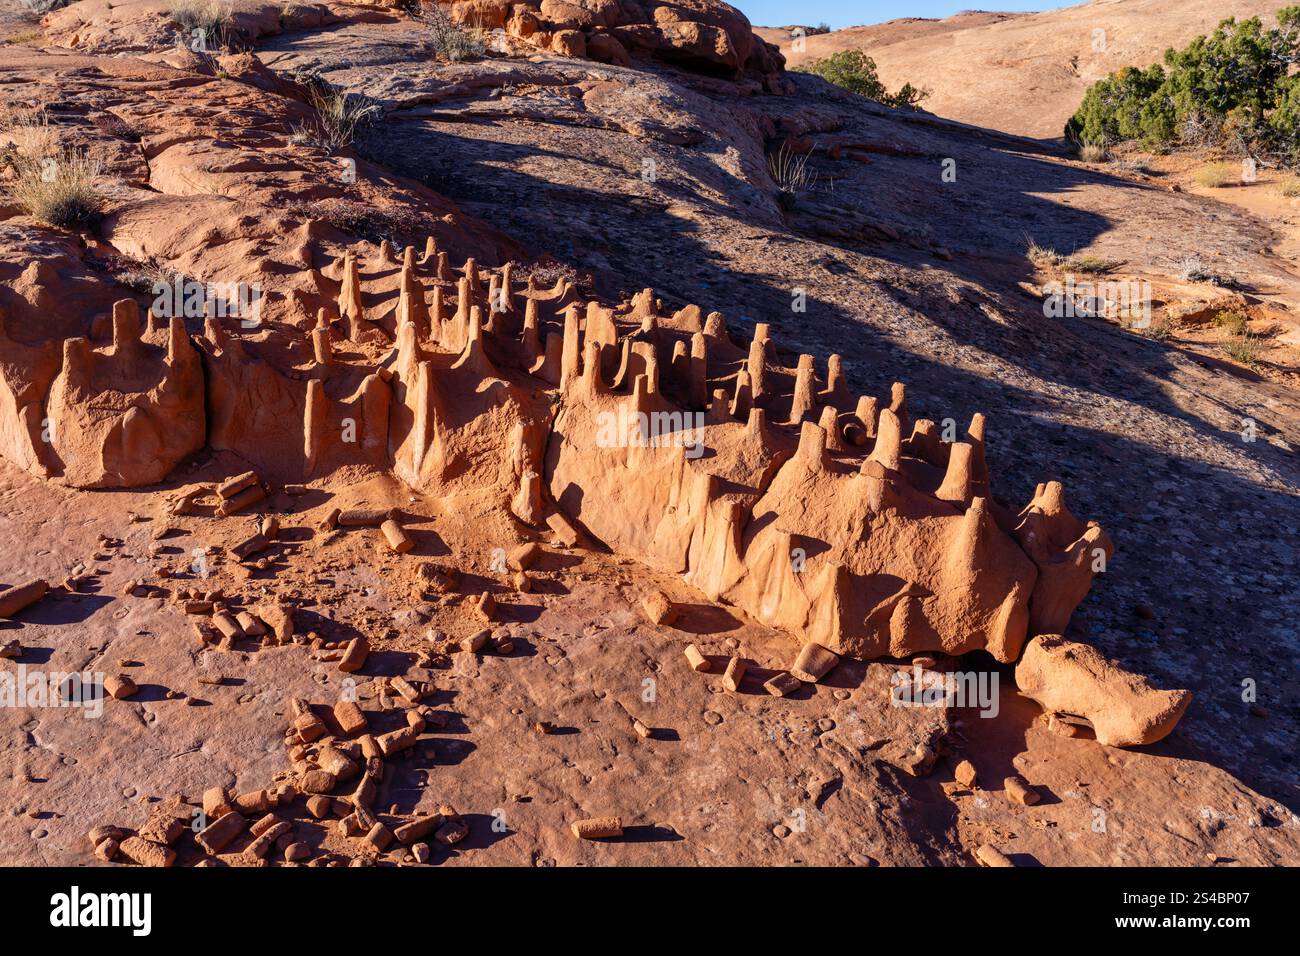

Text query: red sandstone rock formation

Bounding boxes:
[0,229,1176,744]
[454,0,784,85]
[49,300,206,487]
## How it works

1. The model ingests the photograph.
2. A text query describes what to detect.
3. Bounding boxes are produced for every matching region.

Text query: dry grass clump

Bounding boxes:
[0,102,57,158]
[1193,161,1239,188]
[1025,238,1064,269]
[413,2,488,62]
[289,77,380,151]
[1077,141,1108,163]
[1064,253,1120,275]
[1142,318,1175,341]
[287,197,435,246]
[168,0,233,49]
[768,143,815,209]
[7,146,103,230]
[1222,331,1262,367]
[1,104,102,229]
[1176,256,1231,285]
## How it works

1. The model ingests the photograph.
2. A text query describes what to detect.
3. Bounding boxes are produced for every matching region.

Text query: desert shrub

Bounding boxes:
[104,254,182,294]
[169,0,233,49]
[91,112,142,143]
[1222,331,1262,365]
[1066,8,1300,160]
[799,50,929,109]
[7,146,102,230]
[1177,256,1231,284]
[1213,309,1249,334]
[1066,64,1170,147]
[291,76,379,150]
[413,2,487,62]
[1144,319,1175,341]
[1193,161,1239,187]
[1278,172,1300,196]
[1078,141,1109,162]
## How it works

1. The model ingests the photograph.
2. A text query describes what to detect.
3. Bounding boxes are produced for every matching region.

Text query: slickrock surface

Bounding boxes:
[0,0,1296,868]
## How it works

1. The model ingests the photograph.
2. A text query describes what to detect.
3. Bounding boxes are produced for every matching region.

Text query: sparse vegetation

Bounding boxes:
[413,2,488,62]
[1222,330,1263,366]
[1066,8,1300,163]
[1024,239,1120,274]
[287,197,435,246]
[168,0,233,50]
[1144,319,1176,341]
[1279,173,1300,196]
[1177,256,1231,285]
[291,76,380,151]
[1064,254,1121,275]
[1078,141,1109,163]
[767,143,815,209]
[1026,238,1064,269]
[19,0,71,14]
[106,254,181,295]
[1193,161,1240,188]
[1111,156,1155,175]
[0,102,57,159]
[798,50,929,110]
[1213,309,1249,335]
[6,145,103,230]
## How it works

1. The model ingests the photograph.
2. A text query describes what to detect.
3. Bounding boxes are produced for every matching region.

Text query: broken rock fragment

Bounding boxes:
[642,590,678,626]
[1004,775,1039,806]
[790,641,839,683]
[1014,635,1191,748]
[571,817,623,840]
[0,579,48,618]
[118,835,176,868]
[764,672,802,697]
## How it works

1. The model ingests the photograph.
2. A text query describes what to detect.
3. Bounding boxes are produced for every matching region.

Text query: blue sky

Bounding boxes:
[735,1,1073,30]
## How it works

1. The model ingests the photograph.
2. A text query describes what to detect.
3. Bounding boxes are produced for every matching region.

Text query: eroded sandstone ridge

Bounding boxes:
[43,0,785,86]
[0,233,1189,747]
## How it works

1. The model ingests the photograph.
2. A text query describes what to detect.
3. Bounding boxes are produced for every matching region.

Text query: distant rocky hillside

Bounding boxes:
[768,0,1283,139]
